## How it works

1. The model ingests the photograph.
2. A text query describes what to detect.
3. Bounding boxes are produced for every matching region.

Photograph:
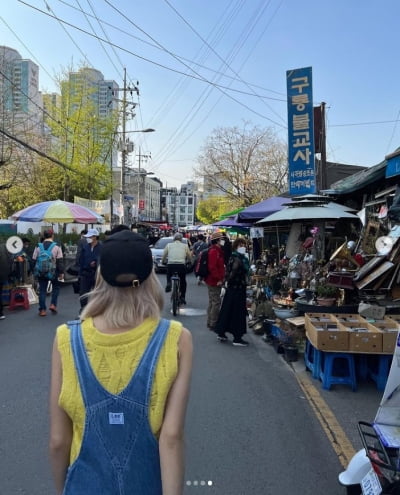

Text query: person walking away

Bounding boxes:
[75,229,87,267]
[0,242,12,320]
[191,234,209,285]
[215,237,251,346]
[32,230,64,316]
[78,229,101,310]
[162,232,192,305]
[49,230,193,495]
[204,232,225,331]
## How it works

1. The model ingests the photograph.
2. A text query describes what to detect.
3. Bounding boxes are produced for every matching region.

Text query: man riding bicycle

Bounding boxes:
[162,232,192,305]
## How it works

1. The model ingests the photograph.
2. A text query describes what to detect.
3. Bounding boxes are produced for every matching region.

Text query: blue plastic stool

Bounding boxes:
[319,352,357,391]
[367,355,392,391]
[356,355,369,381]
[304,339,322,379]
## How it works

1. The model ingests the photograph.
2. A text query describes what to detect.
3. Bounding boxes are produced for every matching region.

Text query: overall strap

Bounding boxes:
[68,318,170,407]
[122,318,170,406]
[68,319,109,407]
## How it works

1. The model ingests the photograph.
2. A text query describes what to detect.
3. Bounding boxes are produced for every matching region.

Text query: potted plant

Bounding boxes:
[315,284,338,306]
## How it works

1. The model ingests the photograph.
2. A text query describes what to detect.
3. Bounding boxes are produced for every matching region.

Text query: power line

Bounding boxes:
[17,0,287,121]
[55,0,286,98]
[0,126,79,174]
[330,119,400,127]
[0,68,72,135]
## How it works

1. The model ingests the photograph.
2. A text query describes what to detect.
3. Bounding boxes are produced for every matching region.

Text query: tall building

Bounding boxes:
[0,45,43,132]
[161,185,198,227]
[65,67,119,118]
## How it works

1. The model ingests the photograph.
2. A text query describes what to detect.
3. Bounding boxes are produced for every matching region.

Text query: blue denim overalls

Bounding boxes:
[63,318,170,495]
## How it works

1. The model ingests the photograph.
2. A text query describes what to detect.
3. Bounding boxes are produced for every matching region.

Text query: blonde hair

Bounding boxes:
[80,270,164,328]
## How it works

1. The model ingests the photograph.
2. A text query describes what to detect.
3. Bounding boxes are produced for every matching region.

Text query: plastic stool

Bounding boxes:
[319,352,357,391]
[368,355,392,391]
[304,339,321,379]
[9,288,30,310]
[356,355,369,381]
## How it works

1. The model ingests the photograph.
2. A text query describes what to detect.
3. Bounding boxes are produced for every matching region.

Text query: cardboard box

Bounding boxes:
[369,320,399,354]
[338,321,382,353]
[305,314,349,351]
[334,314,368,324]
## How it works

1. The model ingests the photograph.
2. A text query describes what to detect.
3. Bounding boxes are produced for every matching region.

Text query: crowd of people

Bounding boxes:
[0,223,255,493]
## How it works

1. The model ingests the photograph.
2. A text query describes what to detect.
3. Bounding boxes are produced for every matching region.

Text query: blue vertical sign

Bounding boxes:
[286,67,316,195]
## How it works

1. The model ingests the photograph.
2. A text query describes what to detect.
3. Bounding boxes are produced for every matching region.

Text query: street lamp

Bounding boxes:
[119,128,155,224]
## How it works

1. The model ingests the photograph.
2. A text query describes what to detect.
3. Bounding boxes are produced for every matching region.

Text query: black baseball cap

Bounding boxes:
[100,230,153,287]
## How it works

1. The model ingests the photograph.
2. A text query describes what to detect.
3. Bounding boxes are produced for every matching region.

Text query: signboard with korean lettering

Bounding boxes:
[139,199,145,210]
[286,67,316,195]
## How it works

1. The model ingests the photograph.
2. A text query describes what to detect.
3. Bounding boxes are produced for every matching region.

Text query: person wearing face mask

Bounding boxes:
[78,228,101,311]
[203,232,226,331]
[215,237,250,346]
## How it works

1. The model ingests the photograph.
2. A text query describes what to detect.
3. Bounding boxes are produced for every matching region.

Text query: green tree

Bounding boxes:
[196,196,236,224]
[196,122,287,207]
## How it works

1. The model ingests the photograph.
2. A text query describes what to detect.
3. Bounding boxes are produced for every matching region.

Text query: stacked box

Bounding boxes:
[378,317,400,353]
[337,320,382,353]
[305,313,349,351]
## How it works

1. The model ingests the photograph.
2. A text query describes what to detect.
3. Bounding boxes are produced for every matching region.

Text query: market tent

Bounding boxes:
[237,196,292,222]
[257,204,360,223]
[218,207,245,220]
[212,215,250,228]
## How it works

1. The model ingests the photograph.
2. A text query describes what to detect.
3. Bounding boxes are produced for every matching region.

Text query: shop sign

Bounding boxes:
[286,66,316,195]
[386,154,400,178]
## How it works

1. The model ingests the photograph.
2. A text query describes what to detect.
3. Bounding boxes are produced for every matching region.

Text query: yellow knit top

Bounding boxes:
[56,316,183,464]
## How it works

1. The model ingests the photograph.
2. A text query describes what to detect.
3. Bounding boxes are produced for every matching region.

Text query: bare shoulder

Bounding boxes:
[178,327,193,352]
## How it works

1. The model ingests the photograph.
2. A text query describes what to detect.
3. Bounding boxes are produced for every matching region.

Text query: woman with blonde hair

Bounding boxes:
[49,230,193,495]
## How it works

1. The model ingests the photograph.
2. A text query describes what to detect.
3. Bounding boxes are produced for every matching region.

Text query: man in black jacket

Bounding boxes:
[78,228,101,310]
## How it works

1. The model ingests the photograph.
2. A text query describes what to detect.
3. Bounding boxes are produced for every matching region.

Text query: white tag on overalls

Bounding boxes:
[109,412,124,425]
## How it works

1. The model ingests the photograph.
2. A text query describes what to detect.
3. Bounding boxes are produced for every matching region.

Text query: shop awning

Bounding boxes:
[325,158,387,195]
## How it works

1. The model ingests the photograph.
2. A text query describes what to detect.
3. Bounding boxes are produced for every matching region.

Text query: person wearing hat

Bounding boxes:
[78,228,101,310]
[49,231,193,495]
[204,232,226,331]
[32,230,64,316]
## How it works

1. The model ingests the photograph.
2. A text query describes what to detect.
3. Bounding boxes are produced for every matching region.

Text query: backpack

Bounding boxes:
[34,242,57,279]
[194,248,209,279]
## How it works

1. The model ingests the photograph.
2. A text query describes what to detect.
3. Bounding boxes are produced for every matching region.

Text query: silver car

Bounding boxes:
[150,237,193,273]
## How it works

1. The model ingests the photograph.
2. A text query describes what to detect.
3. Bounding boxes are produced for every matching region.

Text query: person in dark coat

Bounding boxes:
[78,228,101,310]
[215,237,250,346]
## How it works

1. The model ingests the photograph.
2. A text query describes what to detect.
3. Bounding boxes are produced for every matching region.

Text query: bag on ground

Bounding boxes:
[194,248,209,279]
[34,242,57,279]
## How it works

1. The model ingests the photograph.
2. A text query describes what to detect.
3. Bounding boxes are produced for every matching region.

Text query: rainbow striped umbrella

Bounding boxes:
[10,199,104,224]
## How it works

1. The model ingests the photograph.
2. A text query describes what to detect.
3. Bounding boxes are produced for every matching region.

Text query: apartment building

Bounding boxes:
[161,183,199,227]
[0,45,43,132]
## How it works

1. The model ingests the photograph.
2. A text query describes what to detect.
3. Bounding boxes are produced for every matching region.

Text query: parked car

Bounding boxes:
[150,237,193,273]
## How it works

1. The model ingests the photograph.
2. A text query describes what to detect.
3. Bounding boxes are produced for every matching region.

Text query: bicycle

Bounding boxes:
[171,272,181,316]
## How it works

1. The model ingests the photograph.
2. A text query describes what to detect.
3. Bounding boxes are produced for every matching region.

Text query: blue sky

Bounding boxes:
[1,0,400,188]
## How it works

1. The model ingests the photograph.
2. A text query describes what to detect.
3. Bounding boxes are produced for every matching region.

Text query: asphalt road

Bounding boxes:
[0,274,383,494]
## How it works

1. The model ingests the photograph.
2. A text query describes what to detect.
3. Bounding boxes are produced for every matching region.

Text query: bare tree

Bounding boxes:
[196,122,287,207]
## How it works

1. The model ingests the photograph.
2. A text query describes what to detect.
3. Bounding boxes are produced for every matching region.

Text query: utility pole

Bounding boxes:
[120,68,127,224]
